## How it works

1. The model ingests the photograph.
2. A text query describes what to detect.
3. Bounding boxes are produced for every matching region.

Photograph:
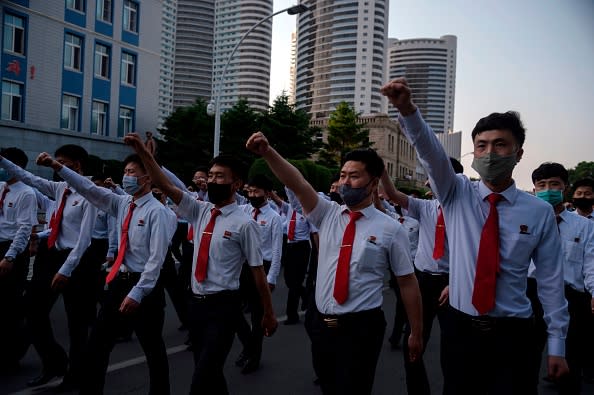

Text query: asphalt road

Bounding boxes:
[1,273,591,395]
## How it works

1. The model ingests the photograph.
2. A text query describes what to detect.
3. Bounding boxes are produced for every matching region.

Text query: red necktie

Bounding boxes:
[47,188,72,249]
[432,206,446,260]
[334,211,363,304]
[194,208,222,282]
[472,193,503,314]
[0,185,10,212]
[105,201,137,284]
[253,207,261,221]
[287,211,297,241]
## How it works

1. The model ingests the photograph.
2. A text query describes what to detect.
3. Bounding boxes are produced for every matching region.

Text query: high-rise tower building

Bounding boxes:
[288,31,297,104]
[212,0,273,112]
[159,0,177,126]
[295,0,389,118]
[173,0,215,109]
[387,35,457,133]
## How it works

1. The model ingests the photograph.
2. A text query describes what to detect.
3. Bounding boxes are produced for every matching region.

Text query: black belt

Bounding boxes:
[320,307,382,328]
[287,240,310,245]
[113,271,142,282]
[191,289,240,303]
[448,306,532,332]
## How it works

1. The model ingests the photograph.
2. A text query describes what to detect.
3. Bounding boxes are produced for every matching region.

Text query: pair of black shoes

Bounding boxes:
[28,367,79,392]
[234,353,259,374]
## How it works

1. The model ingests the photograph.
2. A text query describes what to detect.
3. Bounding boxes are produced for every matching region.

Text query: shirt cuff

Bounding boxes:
[547,336,566,357]
[58,263,74,277]
[399,109,425,133]
[128,286,144,303]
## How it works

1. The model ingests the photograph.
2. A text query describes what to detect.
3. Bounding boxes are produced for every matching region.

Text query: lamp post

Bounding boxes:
[208,4,308,157]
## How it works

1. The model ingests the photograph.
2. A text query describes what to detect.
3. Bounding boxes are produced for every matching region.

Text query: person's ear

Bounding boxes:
[516,148,524,163]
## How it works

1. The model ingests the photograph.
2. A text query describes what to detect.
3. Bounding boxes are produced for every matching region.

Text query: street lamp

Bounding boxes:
[209,4,309,157]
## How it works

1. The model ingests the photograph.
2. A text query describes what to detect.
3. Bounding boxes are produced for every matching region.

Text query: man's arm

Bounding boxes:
[397,273,423,362]
[381,169,410,209]
[4,190,36,259]
[246,132,318,215]
[250,266,278,336]
[123,134,184,205]
[266,214,283,287]
[581,221,594,314]
[0,155,60,198]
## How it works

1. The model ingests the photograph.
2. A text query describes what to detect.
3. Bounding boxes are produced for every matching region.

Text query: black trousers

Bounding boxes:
[159,249,189,327]
[80,274,169,395]
[188,290,241,395]
[315,307,386,395]
[441,306,534,395]
[402,270,449,395]
[283,240,311,320]
[388,270,407,346]
[528,278,590,395]
[0,240,30,366]
[236,261,270,363]
[26,243,101,382]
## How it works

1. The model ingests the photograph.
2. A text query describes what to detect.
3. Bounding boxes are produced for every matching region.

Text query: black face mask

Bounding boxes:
[249,196,266,208]
[207,182,233,205]
[329,191,343,204]
[573,198,594,211]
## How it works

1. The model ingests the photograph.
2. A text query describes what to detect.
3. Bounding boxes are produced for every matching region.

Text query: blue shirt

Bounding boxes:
[400,110,569,357]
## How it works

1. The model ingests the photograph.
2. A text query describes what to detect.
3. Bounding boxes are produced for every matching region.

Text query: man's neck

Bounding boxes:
[214,197,235,209]
[554,204,565,216]
[6,178,17,186]
[577,207,593,217]
[483,177,514,193]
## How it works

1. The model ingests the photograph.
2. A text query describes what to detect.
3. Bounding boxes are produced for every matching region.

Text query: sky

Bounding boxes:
[268,0,594,190]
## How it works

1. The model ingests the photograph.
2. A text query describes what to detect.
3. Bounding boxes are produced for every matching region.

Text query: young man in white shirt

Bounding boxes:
[381,77,569,394]
[246,133,423,395]
[36,152,175,395]
[572,178,594,220]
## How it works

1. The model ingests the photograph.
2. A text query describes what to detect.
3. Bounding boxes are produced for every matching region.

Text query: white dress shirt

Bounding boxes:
[407,197,450,274]
[176,192,262,295]
[0,181,37,258]
[0,158,97,277]
[58,166,174,303]
[307,197,414,315]
[400,110,569,356]
[240,202,283,285]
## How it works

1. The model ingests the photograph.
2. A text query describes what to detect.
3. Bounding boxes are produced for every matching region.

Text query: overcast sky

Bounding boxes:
[268,0,594,190]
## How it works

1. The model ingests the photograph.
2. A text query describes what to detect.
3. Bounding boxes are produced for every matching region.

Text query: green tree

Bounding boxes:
[249,158,333,193]
[317,101,372,169]
[568,161,594,185]
[219,97,261,168]
[259,93,322,159]
[158,99,214,184]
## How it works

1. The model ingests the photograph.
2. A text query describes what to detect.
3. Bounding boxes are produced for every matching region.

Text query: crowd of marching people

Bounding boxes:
[0,78,593,395]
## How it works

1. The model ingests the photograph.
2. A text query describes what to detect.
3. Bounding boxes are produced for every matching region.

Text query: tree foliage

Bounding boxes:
[568,161,594,185]
[259,93,322,160]
[219,97,261,167]
[317,101,372,169]
[249,157,333,193]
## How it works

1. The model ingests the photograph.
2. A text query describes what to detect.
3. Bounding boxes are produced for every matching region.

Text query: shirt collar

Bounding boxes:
[477,179,518,204]
[341,203,376,218]
[132,191,154,207]
[217,201,238,217]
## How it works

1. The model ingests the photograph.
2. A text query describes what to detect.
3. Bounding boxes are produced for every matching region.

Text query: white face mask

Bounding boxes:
[471,152,518,184]
[122,175,142,195]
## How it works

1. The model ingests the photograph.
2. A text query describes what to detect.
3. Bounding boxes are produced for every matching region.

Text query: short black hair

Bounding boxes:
[247,174,273,191]
[531,162,568,185]
[331,173,340,183]
[471,111,526,148]
[449,157,464,174]
[209,155,245,181]
[194,167,208,174]
[0,147,28,168]
[343,148,385,178]
[54,144,88,168]
[123,154,146,173]
[573,178,594,191]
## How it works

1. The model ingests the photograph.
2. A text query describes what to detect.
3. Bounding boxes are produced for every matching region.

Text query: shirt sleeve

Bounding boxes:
[242,219,263,267]
[305,195,331,229]
[176,190,207,221]
[128,205,171,302]
[58,199,97,277]
[582,220,594,295]
[531,211,570,357]
[388,224,414,276]
[0,157,61,199]
[106,214,118,259]
[266,214,283,285]
[5,190,36,258]
[162,166,189,191]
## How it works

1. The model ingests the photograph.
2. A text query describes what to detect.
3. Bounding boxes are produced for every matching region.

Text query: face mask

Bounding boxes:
[0,168,9,182]
[207,182,233,205]
[471,152,518,184]
[536,189,564,206]
[339,182,372,207]
[249,195,266,208]
[573,198,594,211]
[122,175,142,195]
[329,191,343,204]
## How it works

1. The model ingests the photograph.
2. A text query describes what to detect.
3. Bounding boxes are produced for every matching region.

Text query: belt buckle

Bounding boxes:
[471,317,494,332]
[323,317,338,328]
[193,293,207,301]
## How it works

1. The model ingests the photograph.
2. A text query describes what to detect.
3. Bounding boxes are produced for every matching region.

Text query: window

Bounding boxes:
[118,107,134,137]
[3,13,25,55]
[64,33,83,71]
[96,0,112,22]
[120,52,135,86]
[91,101,108,135]
[94,43,110,78]
[1,80,23,121]
[66,0,85,12]
[61,94,80,130]
[123,1,138,33]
